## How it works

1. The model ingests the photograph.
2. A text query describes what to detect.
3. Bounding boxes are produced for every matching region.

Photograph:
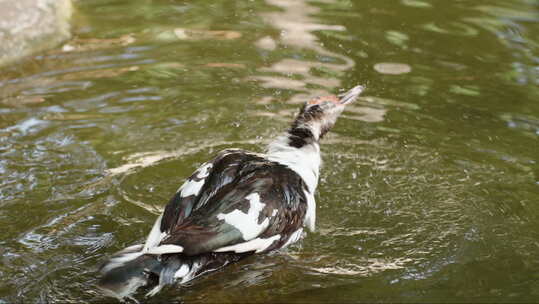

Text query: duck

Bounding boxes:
[98,85,365,301]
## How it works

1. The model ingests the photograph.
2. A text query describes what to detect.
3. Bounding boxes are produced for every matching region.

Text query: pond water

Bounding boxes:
[0,0,538,302]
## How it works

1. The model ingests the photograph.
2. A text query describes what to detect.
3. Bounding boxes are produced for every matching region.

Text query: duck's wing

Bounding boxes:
[142,149,249,252]
[153,151,309,256]
[160,149,248,231]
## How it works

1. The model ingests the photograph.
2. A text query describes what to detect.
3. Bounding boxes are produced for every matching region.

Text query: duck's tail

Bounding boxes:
[98,244,252,301]
[97,244,196,301]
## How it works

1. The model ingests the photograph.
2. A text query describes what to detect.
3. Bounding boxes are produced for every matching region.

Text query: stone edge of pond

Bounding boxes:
[0,0,72,67]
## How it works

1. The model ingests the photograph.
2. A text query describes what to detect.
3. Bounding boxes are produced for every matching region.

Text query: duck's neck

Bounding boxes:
[266,125,321,193]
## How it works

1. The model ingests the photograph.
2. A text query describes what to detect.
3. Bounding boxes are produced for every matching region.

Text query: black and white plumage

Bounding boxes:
[98,85,365,301]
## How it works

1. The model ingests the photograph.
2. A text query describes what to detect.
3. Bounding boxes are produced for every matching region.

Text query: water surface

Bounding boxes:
[0,0,538,302]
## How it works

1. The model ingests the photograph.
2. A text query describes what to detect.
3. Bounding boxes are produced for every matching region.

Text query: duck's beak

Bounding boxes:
[339,85,365,105]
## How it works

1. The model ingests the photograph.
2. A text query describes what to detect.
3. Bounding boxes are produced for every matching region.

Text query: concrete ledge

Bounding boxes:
[0,0,72,67]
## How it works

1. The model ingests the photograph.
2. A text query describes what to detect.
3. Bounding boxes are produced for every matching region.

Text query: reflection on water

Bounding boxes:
[0,0,538,302]
[251,0,354,104]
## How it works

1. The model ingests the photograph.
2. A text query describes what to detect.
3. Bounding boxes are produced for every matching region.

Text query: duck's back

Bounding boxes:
[160,149,310,255]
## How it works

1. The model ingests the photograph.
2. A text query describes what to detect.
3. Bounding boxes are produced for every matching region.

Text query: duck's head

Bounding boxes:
[291,85,365,141]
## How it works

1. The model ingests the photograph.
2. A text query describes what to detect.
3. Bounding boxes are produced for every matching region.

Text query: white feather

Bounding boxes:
[214,234,281,253]
[176,162,212,196]
[145,284,163,298]
[177,178,205,197]
[174,264,191,278]
[143,214,167,252]
[145,263,191,298]
[283,229,303,248]
[116,244,143,254]
[266,133,320,232]
[266,136,321,193]
[180,260,201,283]
[216,193,269,240]
[146,244,184,255]
[304,190,316,232]
[100,251,144,273]
[196,163,213,179]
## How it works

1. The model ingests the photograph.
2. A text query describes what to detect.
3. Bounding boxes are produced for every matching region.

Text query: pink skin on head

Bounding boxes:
[308,95,340,105]
[307,85,366,106]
